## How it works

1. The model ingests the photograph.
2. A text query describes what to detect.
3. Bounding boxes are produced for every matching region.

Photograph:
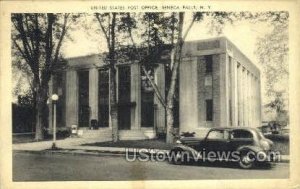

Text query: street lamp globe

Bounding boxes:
[51,94,59,101]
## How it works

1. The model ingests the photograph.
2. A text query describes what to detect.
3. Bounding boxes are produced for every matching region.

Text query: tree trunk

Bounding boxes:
[35,103,43,140]
[110,66,118,142]
[166,106,175,143]
[34,89,44,140]
[34,85,49,141]
[165,13,185,143]
[109,13,119,142]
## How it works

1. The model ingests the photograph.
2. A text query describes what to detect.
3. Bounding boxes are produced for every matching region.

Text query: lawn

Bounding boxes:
[83,134,290,155]
[82,139,175,150]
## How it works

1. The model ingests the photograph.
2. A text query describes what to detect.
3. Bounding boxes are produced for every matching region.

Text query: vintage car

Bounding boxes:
[169,127,277,169]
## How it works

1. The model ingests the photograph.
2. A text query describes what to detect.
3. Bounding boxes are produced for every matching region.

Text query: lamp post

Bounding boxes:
[51,94,59,149]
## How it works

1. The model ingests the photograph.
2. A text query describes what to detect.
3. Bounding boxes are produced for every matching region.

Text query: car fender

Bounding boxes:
[237,145,263,154]
[170,144,199,156]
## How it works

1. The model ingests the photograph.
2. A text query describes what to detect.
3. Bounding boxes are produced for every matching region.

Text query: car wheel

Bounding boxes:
[239,151,256,169]
[169,150,185,165]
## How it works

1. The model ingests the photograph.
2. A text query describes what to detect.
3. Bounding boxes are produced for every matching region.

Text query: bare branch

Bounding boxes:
[13,39,32,66]
[166,12,185,109]
[25,15,36,52]
[53,13,69,65]
[14,14,33,62]
[141,65,167,108]
[95,13,111,50]
[126,13,167,108]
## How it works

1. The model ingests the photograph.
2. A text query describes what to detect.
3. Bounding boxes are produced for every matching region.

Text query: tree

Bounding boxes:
[11,13,74,140]
[264,91,288,123]
[120,12,203,143]
[95,13,119,142]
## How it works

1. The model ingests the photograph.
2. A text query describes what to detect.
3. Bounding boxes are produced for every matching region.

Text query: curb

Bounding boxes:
[14,149,290,163]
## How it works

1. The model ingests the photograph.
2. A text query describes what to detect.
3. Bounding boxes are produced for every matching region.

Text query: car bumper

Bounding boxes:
[265,151,281,162]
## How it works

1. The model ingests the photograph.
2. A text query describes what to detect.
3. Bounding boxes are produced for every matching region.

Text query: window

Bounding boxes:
[206,99,213,121]
[118,66,131,103]
[118,66,131,130]
[205,55,213,73]
[231,130,253,139]
[207,130,226,140]
[78,70,89,127]
[141,67,154,127]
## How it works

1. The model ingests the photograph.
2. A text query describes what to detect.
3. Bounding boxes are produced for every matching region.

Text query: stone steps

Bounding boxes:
[77,128,156,140]
[119,130,148,140]
[78,128,112,139]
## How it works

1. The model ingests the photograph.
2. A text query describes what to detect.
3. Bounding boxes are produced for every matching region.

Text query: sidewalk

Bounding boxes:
[13,137,111,151]
[13,138,289,163]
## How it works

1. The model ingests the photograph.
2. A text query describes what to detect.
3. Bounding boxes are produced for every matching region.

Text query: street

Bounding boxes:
[13,151,289,181]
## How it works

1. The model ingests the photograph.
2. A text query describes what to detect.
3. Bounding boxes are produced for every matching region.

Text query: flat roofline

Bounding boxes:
[64,37,259,74]
[66,53,103,60]
[185,36,260,74]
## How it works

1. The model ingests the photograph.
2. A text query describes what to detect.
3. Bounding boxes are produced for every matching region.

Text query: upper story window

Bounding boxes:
[206,99,213,121]
[205,55,213,73]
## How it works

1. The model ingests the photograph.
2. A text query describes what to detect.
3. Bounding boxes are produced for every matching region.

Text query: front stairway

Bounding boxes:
[77,128,112,140]
[118,130,148,140]
[77,128,156,140]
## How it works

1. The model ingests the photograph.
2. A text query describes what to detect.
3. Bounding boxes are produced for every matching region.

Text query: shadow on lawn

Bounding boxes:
[82,139,175,150]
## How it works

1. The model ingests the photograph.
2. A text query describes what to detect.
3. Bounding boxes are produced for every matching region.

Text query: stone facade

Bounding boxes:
[180,37,261,137]
[48,37,261,140]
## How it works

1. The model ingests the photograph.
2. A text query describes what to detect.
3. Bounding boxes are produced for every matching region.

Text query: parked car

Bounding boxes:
[169,127,277,169]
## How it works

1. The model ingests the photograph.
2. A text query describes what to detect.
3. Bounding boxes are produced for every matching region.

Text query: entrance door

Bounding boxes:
[141,92,154,127]
[118,66,131,130]
[78,70,90,127]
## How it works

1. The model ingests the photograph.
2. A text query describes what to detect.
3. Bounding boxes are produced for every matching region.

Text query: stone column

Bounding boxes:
[242,68,247,127]
[180,57,199,131]
[251,74,255,127]
[245,70,250,127]
[248,72,252,127]
[65,70,78,128]
[255,77,258,127]
[257,76,262,126]
[154,63,166,132]
[89,68,98,123]
[231,58,238,127]
[237,63,243,127]
[130,63,141,129]
[218,53,228,127]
